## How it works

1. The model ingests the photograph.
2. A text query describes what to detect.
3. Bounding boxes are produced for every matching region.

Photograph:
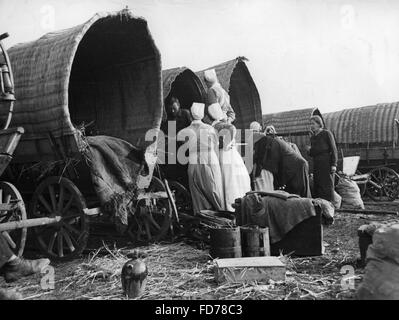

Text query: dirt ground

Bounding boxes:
[1,204,398,300]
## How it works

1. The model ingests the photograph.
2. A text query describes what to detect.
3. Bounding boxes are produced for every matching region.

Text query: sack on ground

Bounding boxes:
[357,224,399,299]
[336,177,364,209]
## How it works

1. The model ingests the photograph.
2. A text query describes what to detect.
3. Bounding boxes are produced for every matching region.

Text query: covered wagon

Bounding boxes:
[324,102,399,201]
[0,10,172,260]
[196,56,263,130]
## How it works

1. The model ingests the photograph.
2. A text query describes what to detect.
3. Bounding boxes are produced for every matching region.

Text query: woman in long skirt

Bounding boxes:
[209,103,251,212]
[309,115,338,201]
[177,103,225,215]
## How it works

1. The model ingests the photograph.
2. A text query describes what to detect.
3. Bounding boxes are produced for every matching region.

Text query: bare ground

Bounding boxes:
[1,205,398,300]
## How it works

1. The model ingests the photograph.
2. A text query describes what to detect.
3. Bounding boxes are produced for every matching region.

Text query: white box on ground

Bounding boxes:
[214,256,286,284]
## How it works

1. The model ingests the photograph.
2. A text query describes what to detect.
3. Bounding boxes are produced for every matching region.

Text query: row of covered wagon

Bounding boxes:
[263,103,399,202]
[0,10,262,261]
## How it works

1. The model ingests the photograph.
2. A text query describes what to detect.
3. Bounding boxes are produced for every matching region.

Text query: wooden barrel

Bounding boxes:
[210,227,242,259]
[240,226,270,257]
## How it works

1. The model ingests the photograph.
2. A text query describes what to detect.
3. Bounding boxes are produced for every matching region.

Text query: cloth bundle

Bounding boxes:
[237,191,316,243]
[83,136,148,233]
[335,177,364,209]
[358,224,399,299]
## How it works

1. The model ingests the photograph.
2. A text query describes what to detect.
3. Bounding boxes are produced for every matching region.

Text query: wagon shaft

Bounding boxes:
[0,216,61,232]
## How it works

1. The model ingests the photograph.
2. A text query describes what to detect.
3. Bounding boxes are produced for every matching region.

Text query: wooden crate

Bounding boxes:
[214,256,286,284]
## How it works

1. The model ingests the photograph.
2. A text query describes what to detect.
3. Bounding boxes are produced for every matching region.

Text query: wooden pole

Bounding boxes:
[163,179,179,224]
[0,216,61,232]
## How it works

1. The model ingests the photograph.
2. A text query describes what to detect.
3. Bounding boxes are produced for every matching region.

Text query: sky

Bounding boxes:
[1,0,399,114]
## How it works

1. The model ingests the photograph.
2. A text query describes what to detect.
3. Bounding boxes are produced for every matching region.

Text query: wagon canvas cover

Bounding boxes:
[324,102,399,146]
[196,57,262,130]
[0,10,163,162]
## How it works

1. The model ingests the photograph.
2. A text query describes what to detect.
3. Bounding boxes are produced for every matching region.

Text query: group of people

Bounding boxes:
[175,69,251,214]
[164,68,338,215]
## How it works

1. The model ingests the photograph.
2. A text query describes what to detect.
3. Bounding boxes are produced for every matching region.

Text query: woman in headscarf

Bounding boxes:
[203,69,236,124]
[177,103,225,215]
[309,115,338,202]
[209,103,251,212]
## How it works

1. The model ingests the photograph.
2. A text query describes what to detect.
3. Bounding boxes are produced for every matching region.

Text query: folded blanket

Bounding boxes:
[83,136,148,233]
[238,193,316,243]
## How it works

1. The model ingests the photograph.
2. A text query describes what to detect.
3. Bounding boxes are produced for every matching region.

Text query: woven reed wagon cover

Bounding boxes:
[196,57,262,130]
[0,10,163,161]
[262,108,324,157]
[162,67,206,118]
[263,108,324,136]
[163,67,205,101]
[324,102,399,145]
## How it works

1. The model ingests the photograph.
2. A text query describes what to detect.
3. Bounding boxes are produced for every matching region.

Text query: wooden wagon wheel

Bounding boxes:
[128,177,171,244]
[30,177,89,261]
[366,167,399,202]
[168,181,192,215]
[0,182,27,257]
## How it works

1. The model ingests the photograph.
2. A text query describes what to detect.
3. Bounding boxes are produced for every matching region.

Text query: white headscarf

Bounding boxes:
[208,103,224,121]
[204,69,218,84]
[250,121,262,132]
[191,102,205,120]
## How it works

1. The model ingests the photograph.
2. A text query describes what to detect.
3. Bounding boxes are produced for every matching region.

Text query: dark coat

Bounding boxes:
[254,136,311,198]
[309,129,338,201]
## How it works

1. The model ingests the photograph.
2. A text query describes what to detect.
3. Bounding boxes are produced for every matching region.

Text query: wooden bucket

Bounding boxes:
[240,226,270,257]
[210,227,242,259]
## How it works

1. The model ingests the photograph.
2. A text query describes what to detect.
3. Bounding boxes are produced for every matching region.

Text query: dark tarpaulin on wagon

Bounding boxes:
[0,10,163,162]
[196,56,262,130]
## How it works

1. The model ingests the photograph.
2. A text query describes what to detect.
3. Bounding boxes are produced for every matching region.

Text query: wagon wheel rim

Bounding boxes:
[30,177,88,260]
[382,169,399,200]
[366,167,399,202]
[168,181,192,215]
[128,177,171,244]
[0,182,27,257]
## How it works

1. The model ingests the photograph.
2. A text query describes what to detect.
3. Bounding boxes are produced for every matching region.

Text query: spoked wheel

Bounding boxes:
[366,167,399,202]
[30,177,89,261]
[0,182,27,257]
[168,181,192,215]
[128,177,171,244]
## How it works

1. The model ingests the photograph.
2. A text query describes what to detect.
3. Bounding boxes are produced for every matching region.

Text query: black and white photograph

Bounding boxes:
[1,0,399,305]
